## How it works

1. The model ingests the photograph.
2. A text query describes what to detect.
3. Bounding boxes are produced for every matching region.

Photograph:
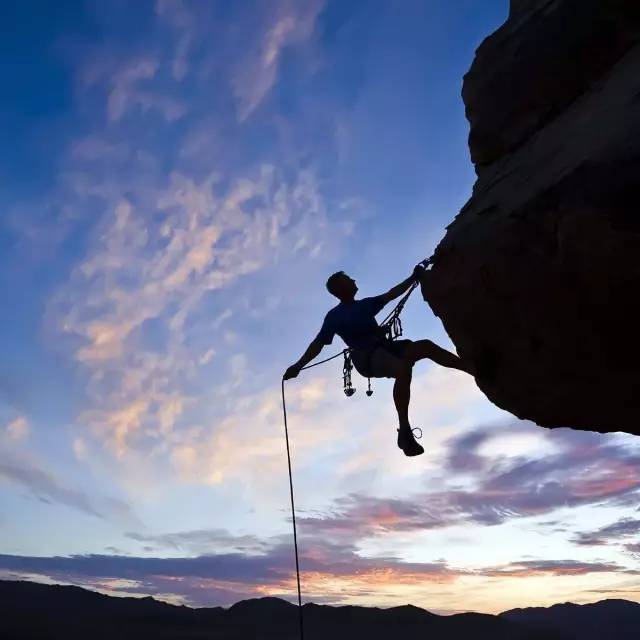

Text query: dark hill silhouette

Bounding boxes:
[0,579,595,639]
[501,599,640,640]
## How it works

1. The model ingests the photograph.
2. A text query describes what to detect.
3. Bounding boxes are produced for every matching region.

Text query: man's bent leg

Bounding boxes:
[408,339,470,372]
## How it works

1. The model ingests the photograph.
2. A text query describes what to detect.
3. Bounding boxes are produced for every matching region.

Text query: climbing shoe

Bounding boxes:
[397,428,424,457]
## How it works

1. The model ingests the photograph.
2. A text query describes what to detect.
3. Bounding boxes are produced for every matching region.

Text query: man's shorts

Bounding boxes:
[351,339,414,379]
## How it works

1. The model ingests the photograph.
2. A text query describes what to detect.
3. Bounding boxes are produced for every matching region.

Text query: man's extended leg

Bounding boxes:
[408,339,470,372]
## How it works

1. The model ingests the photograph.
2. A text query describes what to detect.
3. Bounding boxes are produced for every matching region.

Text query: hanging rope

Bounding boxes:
[279,257,433,639]
[280,379,304,640]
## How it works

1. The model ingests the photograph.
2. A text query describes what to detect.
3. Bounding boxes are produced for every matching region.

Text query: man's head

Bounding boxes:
[326,271,358,301]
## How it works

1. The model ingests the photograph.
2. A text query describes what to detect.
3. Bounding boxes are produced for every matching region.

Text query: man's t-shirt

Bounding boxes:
[316,296,388,350]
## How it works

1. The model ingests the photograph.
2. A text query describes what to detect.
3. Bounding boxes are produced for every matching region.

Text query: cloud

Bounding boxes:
[23,0,355,492]
[71,136,129,162]
[0,539,633,609]
[0,543,456,607]
[55,164,336,460]
[445,428,490,473]
[4,416,29,442]
[165,370,355,492]
[167,386,296,486]
[82,52,186,123]
[0,451,135,522]
[229,0,324,121]
[159,381,640,552]
[125,529,270,555]
[198,348,215,365]
[572,518,640,547]
[298,494,447,537]
[3,419,639,610]
[481,559,632,578]
[153,0,325,121]
[296,425,640,536]
[155,2,192,81]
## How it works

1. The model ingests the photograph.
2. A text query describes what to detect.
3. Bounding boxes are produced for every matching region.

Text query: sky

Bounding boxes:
[1,0,640,615]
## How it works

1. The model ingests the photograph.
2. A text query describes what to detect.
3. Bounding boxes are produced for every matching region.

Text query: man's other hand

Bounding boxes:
[412,264,427,281]
[283,364,302,381]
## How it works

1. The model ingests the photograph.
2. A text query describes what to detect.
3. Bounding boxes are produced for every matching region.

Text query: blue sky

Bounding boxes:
[1,0,640,614]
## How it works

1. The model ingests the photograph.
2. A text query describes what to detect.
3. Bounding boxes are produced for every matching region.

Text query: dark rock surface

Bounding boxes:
[465,0,640,168]
[422,0,640,433]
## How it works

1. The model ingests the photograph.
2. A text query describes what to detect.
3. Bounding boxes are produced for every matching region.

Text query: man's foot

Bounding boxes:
[397,428,424,457]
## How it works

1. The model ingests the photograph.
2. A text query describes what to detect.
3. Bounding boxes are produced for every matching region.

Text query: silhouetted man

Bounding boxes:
[283,267,471,456]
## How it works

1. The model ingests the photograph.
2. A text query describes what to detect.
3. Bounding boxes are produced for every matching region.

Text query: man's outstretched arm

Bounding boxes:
[379,266,425,305]
[283,337,324,380]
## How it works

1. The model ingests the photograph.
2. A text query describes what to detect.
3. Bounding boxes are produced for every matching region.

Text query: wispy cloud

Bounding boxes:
[59,167,333,457]
[230,0,325,121]
[125,529,270,555]
[42,0,348,475]
[5,423,631,607]
[0,543,468,608]
[4,416,29,442]
[297,425,640,537]
[572,518,640,547]
[0,543,633,609]
[154,0,325,121]
[0,451,135,522]
[17,0,344,483]
[481,559,635,578]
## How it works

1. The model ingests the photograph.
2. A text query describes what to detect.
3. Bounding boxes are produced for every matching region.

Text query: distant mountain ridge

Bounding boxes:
[500,599,640,639]
[1,579,639,639]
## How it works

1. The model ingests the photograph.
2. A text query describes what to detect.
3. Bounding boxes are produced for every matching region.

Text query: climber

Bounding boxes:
[283,266,471,456]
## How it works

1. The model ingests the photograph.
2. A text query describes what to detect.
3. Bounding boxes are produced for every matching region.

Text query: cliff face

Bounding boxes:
[422,0,640,433]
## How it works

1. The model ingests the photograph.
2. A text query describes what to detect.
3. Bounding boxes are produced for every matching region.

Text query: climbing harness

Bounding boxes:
[348,279,417,396]
[342,257,432,398]
[280,257,432,640]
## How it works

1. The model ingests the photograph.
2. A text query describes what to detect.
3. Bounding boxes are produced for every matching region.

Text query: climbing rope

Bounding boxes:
[280,379,304,640]
[279,348,350,640]
[279,258,432,639]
